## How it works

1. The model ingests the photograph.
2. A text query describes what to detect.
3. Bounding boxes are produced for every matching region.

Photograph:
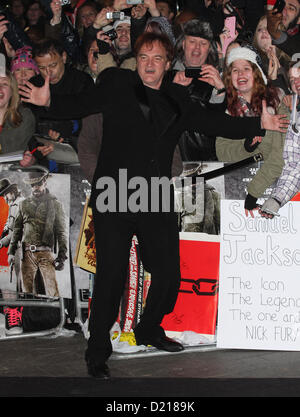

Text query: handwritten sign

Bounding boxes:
[217,200,300,351]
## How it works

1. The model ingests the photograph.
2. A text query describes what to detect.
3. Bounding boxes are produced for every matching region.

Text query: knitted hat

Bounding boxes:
[113,16,131,30]
[11,46,40,75]
[227,46,267,85]
[182,19,214,42]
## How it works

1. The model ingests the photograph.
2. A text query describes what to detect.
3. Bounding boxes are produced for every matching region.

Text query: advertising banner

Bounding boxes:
[162,232,219,336]
[217,200,300,351]
[0,171,72,299]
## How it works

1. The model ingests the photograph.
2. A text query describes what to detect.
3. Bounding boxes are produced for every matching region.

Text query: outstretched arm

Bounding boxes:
[19,68,117,120]
[187,100,289,139]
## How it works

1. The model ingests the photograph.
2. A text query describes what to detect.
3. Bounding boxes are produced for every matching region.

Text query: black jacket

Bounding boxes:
[29,65,94,147]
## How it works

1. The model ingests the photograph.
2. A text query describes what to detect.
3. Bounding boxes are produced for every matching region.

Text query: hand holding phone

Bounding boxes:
[184,67,202,78]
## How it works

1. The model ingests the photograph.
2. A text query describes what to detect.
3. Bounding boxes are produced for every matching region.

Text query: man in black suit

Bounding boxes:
[20,32,289,379]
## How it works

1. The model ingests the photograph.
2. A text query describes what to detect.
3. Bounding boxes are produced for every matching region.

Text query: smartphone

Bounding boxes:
[272,0,285,14]
[185,67,202,78]
[126,0,144,4]
[222,16,236,56]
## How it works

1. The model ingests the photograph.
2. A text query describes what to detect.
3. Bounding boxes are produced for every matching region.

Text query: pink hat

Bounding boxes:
[11,46,40,74]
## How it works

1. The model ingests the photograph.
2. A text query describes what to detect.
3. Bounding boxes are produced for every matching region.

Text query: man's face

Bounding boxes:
[13,67,36,86]
[35,51,66,84]
[182,36,210,67]
[31,180,47,197]
[282,0,300,29]
[4,191,15,205]
[115,23,131,52]
[136,40,170,90]
[87,40,99,74]
[11,0,25,18]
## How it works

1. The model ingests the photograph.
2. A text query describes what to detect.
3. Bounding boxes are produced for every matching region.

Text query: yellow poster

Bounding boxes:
[74,198,96,274]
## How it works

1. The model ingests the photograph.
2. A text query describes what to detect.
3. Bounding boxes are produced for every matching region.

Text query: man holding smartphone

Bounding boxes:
[172,18,226,162]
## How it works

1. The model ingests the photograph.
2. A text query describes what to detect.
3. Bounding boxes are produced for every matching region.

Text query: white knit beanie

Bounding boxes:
[113,16,131,29]
[227,46,268,85]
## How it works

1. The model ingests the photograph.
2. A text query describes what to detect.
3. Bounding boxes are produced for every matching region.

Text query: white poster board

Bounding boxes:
[217,199,300,351]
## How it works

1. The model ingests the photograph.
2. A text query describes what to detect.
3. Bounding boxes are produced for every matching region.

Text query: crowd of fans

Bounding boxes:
[0,0,299,215]
[0,0,299,361]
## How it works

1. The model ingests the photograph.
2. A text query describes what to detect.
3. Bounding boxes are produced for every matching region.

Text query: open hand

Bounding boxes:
[19,75,51,107]
[261,100,289,132]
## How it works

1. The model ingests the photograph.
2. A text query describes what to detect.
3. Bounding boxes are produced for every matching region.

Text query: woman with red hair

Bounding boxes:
[216,45,288,217]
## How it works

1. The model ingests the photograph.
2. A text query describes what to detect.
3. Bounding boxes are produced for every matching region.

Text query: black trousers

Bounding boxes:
[87,210,181,363]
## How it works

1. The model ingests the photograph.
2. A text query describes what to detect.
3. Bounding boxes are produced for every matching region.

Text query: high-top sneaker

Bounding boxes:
[3,307,23,335]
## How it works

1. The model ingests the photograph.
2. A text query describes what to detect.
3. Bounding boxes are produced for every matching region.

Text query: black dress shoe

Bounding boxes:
[135,334,184,352]
[86,357,110,379]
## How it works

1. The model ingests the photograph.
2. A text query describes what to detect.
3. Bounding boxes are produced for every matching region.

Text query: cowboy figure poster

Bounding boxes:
[0,170,71,299]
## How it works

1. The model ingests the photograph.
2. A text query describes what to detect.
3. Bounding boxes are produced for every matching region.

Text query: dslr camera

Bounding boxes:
[103,28,118,41]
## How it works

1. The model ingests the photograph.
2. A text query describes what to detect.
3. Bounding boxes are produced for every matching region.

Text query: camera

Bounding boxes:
[126,0,144,4]
[106,11,125,20]
[60,0,71,5]
[185,67,203,78]
[103,28,118,41]
[272,0,285,14]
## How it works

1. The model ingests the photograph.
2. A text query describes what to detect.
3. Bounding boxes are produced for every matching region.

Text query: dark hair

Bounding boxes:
[76,1,100,28]
[155,0,176,15]
[4,184,20,198]
[32,38,65,58]
[134,32,174,63]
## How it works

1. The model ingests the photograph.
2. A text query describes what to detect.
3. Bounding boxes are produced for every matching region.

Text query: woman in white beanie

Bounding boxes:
[215,45,289,217]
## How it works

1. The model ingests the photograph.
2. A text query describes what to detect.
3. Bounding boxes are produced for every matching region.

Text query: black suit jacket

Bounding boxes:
[47,67,265,194]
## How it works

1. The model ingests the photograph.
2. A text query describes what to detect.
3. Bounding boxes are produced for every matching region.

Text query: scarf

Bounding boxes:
[235,93,259,118]
[235,94,261,149]
[287,25,299,36]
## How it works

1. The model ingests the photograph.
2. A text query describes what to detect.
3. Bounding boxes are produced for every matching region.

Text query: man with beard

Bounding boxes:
[7,172,67,297]
[90,8,133,67]
[267,0,300,58]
